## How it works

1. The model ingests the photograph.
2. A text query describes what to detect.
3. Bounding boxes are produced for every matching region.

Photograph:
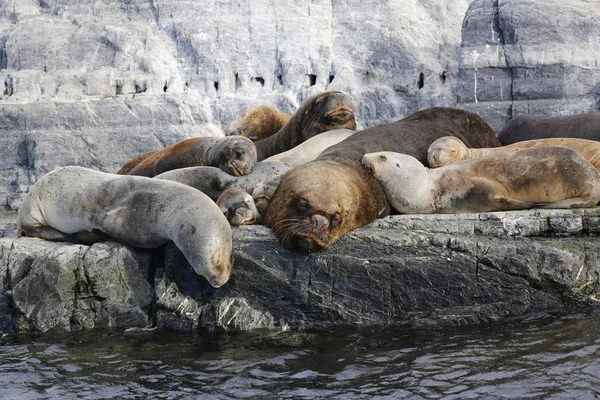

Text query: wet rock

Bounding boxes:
[2,208,599,335]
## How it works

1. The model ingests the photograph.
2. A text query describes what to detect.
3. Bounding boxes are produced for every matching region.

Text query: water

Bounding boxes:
[1,311,600,399]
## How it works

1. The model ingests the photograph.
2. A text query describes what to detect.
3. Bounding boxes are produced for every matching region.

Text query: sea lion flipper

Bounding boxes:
[536,198,600,209]
[19,225,78,242]
[491,195,542,210]
[68,229,112,245]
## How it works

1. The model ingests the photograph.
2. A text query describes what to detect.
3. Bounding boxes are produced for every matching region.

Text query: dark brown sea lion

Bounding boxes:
[217,188,262,226]
[264,107,501,253]
[228,105,292,141]
[364,147,600,214]
[118,136,257,178]
[254,91,357,161]
[17,166,233,288]
[154,161,293,201]
[428,136,600,171]
[497,112,600,145]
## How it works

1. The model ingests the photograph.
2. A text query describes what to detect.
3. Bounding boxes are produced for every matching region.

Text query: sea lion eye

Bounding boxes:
[331,213,342,227]
[379,154,387,162]
[296,198,309,211]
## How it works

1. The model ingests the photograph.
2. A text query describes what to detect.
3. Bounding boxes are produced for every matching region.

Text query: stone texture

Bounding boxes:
[0,0,472,211]
[457,0,600,131]
[1,208,599,335]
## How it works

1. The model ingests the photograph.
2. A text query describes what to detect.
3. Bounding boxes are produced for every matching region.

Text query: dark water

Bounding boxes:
[2,311,600,399]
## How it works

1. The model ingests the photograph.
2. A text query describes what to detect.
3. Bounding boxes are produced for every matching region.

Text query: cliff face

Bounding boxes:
[457,0,600,131]
[0,0,472,210]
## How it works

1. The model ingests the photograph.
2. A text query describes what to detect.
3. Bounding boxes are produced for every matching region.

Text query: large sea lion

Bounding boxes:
[216,188,261,226]
[118,136,257,178]
[264,107,501,253]
[154,161,293,201]
[497,112,600,145]
[264,129,356,167]
[254,91,357,161]
[428,136,600,170]
[228,105,292,141]
[17,166,233,288]
[363,147,600,214]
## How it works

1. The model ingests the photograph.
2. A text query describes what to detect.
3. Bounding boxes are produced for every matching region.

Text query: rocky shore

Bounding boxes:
[1,0,600,337]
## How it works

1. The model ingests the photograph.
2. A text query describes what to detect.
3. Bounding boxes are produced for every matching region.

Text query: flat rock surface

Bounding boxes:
[1,208,598,335]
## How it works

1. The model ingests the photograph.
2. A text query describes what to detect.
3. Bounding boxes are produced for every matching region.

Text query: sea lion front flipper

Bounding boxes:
[18,225,106,244]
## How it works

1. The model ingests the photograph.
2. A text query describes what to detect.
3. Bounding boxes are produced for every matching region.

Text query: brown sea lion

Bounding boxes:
[252,180,280,218]
[254,91,357,161]
[228,105,292,141]
[428,136,600,171]
[263,107,501,253]
[497,112,600,145]
[363,147,600,214]
[217,188,261,226]
[17,166,233,288]
[264,129,356,167]
[154,161,293,201]
[119,136,257,178]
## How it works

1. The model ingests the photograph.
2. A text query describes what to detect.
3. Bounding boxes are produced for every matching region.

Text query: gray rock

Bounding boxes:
[1,208,599,335]
[457,0,600,131]
[0,0,473,211]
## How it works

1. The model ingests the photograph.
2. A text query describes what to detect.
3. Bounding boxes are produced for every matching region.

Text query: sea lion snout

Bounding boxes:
[311,214,329,233]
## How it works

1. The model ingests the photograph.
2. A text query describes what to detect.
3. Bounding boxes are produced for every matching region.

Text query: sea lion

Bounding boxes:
[497,112,600,145]
[119,136,257,178]
[254,91,357,161]
[264,129,356,167]
[216,188,261,226]
[228,105,292,141]
[363,147,600,214]
[154,161,293,201]
[17,166,233,288]
[428,136,600,171]
[264,107,501,253]
[252,180,280,218]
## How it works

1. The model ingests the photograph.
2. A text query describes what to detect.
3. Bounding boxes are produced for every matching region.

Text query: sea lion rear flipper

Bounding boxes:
[18,225,106,244]
[536,198,599,209]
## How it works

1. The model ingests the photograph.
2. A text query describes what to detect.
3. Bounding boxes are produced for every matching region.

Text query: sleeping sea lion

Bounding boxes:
[228,105,292,141]
[217,188,261,226]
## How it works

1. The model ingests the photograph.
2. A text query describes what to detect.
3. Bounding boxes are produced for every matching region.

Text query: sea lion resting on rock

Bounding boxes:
[255,91,357,161]
[363,147,600,214]
[228,105,292,141]
[155,161,293,201]
[497,112,600,145]
[252,180,280,218]
[428,136,600,171]
[264,107,501,253]
[118,136,257,178]
[264,129,356,167]
[17,166,233,288]
[217,188,261,226]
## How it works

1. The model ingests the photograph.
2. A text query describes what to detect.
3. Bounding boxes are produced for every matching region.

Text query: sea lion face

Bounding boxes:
[218,136,258,176]
[300,92,357,142]
[208,246,234,288]
[217,188,261,226]
[265,160,372,253]
[427,136,468,168]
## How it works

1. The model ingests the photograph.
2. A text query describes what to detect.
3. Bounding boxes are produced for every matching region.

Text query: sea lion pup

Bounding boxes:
[363,147,600,214]
[119,136,257,178]
[154,161,293,201]
[497,112,600,145]
[264,129,356,167]
[264,107,501,253]
[254,91,357,161]
[216,188,261,226]
[228,105,292,141]
[17,166,233,288]
[428,136,600,170]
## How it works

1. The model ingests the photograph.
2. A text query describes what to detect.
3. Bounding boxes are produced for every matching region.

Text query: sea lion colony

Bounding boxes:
[17,91,600,286]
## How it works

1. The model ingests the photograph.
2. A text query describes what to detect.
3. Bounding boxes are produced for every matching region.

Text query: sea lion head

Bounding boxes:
[427,136,468,167]
[217,188,261,226]
[264,159,384,253]
[208,246,234,288]
[216,136,258,177]
[228,105,290,140]
[296,91,357,142]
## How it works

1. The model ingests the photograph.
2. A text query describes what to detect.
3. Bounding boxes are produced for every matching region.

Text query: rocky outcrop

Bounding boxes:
[2,208,599,335]
[0,0,472,211]
[457,0,600,131]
